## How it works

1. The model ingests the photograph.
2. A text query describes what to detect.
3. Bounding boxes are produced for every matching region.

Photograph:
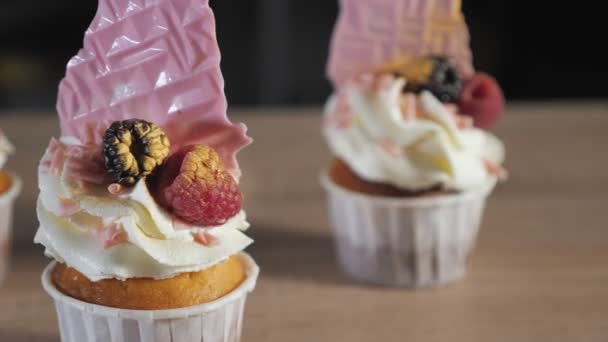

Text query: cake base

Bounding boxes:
[0,170,12,194]
[52,255,246,310]
[329,159,447,197]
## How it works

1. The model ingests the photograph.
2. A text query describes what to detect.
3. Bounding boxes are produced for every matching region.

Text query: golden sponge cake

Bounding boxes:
[52,255,246,310]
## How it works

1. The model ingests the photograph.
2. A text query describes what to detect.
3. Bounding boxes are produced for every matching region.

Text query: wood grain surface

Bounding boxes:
[0,103,607,341]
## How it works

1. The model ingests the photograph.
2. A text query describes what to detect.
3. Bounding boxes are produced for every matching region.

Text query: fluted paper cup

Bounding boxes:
[42,253,259,342]
[0,173,21,284]
[321,172,495,288]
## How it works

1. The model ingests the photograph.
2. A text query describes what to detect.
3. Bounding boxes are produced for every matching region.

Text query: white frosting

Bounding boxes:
[323,77,505,192]
[0,132,14,169]
[34,138,252,281]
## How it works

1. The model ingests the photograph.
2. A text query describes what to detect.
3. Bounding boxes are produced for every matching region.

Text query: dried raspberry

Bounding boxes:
[150,145,242,226]
[458,73,504,129]
[103,119,170,186]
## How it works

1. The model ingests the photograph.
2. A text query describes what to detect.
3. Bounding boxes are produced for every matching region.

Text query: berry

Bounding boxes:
[103,119,170,186]
[150,145,242,227]
[458,73,504,129]
[400,55,462,103]
[419,56,462,103]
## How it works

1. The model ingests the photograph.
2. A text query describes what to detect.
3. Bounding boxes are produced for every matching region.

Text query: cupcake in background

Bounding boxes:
[34,0,258,341]
[0,130,15,194]
[321,0,506,287]
[0,129,21,284]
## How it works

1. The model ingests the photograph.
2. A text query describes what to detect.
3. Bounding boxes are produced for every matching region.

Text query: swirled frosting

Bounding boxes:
[34,137,252,281]
[323,74,505,192]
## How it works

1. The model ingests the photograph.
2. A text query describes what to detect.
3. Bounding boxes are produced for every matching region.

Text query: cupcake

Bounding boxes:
[321,0,506,287]
[34,1,258,341]
[0,130,21,283]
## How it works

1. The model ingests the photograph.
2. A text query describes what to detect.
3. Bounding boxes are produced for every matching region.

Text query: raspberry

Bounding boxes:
[458,73,504,129]
[149,145,242,226]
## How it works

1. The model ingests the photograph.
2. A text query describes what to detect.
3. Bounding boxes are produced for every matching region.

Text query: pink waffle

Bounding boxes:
[56,0,251,176]
[327,0,474,87]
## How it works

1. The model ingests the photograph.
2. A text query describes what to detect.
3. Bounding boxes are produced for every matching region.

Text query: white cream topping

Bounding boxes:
[0,132,14,169]
[34,138,252,281]
[323,77,505,192]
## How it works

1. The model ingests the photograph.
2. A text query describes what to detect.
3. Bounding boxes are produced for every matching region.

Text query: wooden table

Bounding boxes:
[0,103,607,341]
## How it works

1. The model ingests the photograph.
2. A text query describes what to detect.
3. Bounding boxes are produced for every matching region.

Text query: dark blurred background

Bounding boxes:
[0,0,606,111]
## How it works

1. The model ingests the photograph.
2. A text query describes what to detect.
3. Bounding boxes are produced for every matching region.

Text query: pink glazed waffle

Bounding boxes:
[57,0,251,177]
[327,0,474,87]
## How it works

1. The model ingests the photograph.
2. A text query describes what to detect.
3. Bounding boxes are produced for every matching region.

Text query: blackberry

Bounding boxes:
[102,119,170,186]
[399,55,462,103]
[416,56,462,103]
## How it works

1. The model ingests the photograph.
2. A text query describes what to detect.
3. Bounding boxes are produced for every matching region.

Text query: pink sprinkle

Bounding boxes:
[40,138,67,176]
[336,116,352,129]
[93,223,128,249]
[352,73,395,93]
[336,90,351,114]
[334,91,353,128]
[193,230,218,247]
[40,138,108,191]
[107,183,124,195]
[354,73,375,91]
[374,74,395,92]
[64,144,107,189]
[57,197,80,217]
[483,158,508,181]
[452,113,474,129]
[378,139,401,158]
[400,93,419,121]
[444,104,458,114]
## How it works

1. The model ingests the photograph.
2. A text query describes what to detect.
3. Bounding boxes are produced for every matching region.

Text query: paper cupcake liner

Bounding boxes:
[0,173,22,284]
[321,172,495,288]
[42,253,259,342]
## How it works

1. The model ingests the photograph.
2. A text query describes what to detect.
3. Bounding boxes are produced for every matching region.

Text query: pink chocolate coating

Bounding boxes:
[56,0,251,177]
[327,0,474,86]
